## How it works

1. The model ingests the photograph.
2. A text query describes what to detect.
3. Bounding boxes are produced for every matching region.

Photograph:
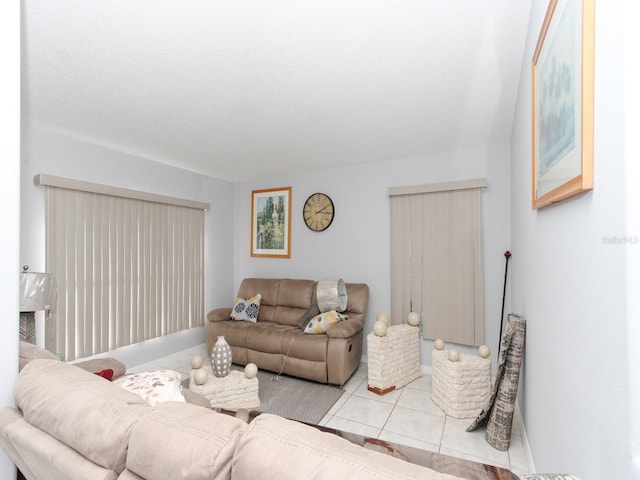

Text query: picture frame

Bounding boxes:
[532,0,594,209]
[251,187,292,258]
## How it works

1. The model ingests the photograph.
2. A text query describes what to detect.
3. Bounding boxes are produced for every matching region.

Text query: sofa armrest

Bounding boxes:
[326,319,363,339]
[207,307,232,322]
[73,357,127,380]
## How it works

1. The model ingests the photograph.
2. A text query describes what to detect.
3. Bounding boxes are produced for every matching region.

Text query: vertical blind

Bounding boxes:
[41,176,207,361]
[389,179,485,346]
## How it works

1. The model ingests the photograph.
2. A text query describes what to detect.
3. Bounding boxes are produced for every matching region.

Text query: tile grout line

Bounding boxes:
[375,385,403,440]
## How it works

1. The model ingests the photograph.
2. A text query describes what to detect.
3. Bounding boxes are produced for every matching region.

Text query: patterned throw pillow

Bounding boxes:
[113,370,185,406]
[297,304,321,330]
[230,293,262,322]
[303,310,348,335]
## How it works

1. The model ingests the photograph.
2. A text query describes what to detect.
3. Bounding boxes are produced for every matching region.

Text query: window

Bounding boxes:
[389,179,485,346]
[38,175,208,361]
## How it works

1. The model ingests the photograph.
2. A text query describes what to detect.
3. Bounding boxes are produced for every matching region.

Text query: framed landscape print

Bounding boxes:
[532,0,594,209]
[251,187,291,258]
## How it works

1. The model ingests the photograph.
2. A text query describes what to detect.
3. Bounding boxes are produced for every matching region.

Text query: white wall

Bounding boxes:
[20,123,237,365]
[511,1,632,478]
[234,142,511,365]
[625,1,640,476]
[0,1,21,477]
[18,126,512,369]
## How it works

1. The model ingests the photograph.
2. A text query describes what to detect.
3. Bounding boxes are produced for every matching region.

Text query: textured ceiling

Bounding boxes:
[21,1,532,182]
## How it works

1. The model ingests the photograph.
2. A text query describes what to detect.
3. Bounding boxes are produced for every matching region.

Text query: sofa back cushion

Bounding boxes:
[237,278,316,327]
[237,278,281,322]
[18,340,60,371]
[125,402,248,480]
[273,278,317,326]
[1,408,119,480]
[232,414,460,480]
[235,278,369,329]
[14,359,151,474]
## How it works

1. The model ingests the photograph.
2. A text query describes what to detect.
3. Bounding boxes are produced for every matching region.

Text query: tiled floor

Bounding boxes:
[129,344,530,477]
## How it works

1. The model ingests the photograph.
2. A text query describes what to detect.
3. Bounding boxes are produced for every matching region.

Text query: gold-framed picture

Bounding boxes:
[250,187,291,258]
[532,0,594,209]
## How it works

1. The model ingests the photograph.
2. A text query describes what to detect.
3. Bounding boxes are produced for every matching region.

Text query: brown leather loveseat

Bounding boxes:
[206,278,369,386]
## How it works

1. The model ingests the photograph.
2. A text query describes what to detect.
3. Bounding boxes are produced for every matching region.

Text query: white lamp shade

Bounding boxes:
[19,273,56,312]
[317,278,347,313]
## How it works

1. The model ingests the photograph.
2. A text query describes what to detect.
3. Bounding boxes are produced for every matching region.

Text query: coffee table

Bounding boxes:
[214,405,519,480]
[188,369,259,412]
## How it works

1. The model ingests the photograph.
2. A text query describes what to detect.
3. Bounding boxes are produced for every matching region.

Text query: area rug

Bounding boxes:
[184,366,345,425]
[252,369,345,425]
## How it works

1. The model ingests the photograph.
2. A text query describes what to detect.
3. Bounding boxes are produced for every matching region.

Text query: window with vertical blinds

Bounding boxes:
[389,179,485,346]
[39,175,208,361]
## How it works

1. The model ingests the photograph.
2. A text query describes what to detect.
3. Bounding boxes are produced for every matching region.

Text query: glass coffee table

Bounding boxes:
[218,407,519,480]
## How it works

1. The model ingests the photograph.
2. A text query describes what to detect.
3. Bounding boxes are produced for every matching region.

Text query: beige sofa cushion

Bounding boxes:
[1,407,118,480]
[73,357,127,379]
[232,414,464,480]
[236,278,316,326]
[18,341,59,371]
[14,359,151,474]
[125,402,248,480]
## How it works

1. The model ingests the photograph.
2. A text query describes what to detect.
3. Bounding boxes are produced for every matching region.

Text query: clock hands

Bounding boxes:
[303,193,334,232]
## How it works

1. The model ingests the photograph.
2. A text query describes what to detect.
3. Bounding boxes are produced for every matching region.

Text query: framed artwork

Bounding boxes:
[532,0,594,209]
[251,187,292,258]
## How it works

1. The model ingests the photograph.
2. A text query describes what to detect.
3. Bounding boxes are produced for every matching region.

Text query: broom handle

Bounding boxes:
[497,251,512,366]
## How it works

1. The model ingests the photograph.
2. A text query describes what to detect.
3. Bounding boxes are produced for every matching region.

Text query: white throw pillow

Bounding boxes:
[113,370,185,406]
[230,293,262,322]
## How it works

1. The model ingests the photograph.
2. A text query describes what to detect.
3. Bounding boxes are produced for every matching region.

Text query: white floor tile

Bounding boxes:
[325,416,382,439]
[439,446,509,469]
[342,374,366,394]
[382,406,445,446]
[333,395,394,429]
[327,391,350,415]
[351,362,368,379]
[440,417,510,468]
[352,381,403,404]
[396,388,445,417]
[318,413,332,426]
[404,374,432,392]
[377,430,439,454]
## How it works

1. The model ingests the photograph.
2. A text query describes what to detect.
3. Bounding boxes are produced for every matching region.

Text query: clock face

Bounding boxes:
[303,193,334,232]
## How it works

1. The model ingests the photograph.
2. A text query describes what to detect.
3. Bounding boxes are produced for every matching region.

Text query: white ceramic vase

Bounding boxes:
[211,335,232,377]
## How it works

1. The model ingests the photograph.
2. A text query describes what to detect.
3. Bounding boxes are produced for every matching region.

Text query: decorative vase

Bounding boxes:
[211,336,232,377]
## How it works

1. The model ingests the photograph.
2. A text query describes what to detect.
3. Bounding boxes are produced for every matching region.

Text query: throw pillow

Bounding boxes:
[113,370,185,406]
[297,304,321,330]
[94,368,114,381]
[303,310,348,335]
[230,293,262,322]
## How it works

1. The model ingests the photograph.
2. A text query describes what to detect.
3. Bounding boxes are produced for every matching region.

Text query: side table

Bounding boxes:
[431,349,491,418]
[189,369,260,415]
[367,324,422,394]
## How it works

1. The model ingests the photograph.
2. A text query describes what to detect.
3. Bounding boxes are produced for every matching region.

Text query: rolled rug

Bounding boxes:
[466,313,526,451]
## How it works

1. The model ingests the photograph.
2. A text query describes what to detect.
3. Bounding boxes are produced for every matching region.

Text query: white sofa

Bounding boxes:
[1,359,472,480]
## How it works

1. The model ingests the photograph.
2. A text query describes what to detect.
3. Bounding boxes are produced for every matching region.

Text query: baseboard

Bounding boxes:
[515,402,536,473]
[73,326,206,369]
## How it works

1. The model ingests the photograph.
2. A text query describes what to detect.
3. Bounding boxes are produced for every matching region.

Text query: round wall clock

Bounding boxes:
[303,192,334,232]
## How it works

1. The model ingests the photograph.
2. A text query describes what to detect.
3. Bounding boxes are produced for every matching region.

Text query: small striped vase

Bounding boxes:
[211,335,232,377]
